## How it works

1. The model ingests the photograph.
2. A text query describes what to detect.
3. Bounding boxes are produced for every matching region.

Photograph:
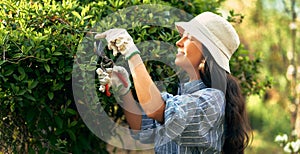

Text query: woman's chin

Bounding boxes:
[175,59,185,69]
[175,55,186,66]
[174,58,180,66]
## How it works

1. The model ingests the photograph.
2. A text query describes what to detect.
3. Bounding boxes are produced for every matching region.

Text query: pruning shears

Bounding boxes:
[94,39,114,71]
[94,39,129,97]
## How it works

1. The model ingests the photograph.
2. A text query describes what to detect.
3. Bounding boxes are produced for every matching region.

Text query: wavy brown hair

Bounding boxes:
[199,61,252,154]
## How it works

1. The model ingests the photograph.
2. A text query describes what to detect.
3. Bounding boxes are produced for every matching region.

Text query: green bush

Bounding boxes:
[0,0,108,153]
[247,96,291,141]
[246,95,292,154]
[0,0,269,153]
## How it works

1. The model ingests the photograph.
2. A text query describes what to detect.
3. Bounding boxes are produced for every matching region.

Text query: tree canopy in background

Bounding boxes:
[222,0,300,153]
[0,0,270,153]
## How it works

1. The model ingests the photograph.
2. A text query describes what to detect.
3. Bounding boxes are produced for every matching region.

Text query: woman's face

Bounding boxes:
[175,32,204,70]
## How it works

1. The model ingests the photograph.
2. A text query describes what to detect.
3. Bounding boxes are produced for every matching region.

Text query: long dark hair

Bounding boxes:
[199,61,252,154]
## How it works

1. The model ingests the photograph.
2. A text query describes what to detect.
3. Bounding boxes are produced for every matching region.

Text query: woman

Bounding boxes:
[96,11,251,154]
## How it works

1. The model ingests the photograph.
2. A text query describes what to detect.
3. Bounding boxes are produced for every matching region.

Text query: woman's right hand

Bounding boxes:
[111,65,131,97]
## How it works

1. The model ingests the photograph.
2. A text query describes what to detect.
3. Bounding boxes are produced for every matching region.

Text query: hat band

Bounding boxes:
[191,19,231,60]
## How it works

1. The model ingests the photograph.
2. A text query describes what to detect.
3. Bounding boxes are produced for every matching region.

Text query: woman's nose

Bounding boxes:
[176,37,185,48]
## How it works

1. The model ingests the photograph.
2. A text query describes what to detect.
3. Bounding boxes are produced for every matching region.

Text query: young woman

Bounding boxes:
[96,11,252,154]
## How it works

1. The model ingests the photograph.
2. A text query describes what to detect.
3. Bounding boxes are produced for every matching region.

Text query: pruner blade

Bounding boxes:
[94,39,114,71]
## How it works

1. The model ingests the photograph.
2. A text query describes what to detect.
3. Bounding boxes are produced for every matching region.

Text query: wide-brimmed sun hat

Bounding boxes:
[175,12,240,73]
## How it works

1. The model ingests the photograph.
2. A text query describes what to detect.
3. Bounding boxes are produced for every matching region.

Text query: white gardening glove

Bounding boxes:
[96,67,113,97]
[111,65,131,96]
[94,28,140,60]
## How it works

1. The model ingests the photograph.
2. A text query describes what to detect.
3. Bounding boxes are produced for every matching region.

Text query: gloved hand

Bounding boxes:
[94,28,140,60]
[96,67,112,97]
[111,65,131,96]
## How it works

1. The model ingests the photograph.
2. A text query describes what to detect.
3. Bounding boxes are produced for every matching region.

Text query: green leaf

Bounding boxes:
[45,105,53,117]
[4,69,14,76]
[72,11,81,20]
[0,60,5,66]
[24,94,36,102]
[13,74,19,81]
[54,116,63,129]
[55,129,64,136]
[12,53,23,58]
[83,15,93,20]
[70,120,78,127]
[86,65,96,71]
[149,27,157,34]
[66,108,77,115]
[51,46,55,52]
[28,80,38,89]
[11,83,19,93]
[48,91,54,100]
[16,89,26,95]
[90,55,98,63]
[53,52,63,56]
[67,129,76,141]
[44,63,50,73]
[18,67,26,80]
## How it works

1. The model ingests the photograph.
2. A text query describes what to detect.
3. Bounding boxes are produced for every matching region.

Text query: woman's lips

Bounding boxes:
[176,50,185,56]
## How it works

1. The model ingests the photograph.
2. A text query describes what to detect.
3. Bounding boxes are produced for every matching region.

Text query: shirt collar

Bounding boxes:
[179,80,207,94]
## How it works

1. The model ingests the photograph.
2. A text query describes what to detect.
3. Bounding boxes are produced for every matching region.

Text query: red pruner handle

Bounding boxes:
[105,84,111,97]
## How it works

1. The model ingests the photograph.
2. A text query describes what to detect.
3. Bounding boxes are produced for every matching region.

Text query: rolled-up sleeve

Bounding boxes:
[130,114,157,144]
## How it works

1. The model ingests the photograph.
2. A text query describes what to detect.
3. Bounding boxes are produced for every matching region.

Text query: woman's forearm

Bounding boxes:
[127,54,165,123]
[121,91,142,130]
[122,91,142,130]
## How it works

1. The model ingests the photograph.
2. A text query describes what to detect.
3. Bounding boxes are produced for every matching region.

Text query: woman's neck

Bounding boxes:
[187,67,200,82]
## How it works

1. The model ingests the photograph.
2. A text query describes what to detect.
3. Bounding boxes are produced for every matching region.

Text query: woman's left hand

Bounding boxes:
[94,28,139,60]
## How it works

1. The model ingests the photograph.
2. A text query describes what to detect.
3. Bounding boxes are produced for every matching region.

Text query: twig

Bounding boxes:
[5,56,51,64]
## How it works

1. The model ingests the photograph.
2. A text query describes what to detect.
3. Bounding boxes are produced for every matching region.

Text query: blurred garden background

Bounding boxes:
[0,0,299,153]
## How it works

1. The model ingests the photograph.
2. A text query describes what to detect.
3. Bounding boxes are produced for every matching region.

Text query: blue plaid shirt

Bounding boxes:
[131,80,225,154]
